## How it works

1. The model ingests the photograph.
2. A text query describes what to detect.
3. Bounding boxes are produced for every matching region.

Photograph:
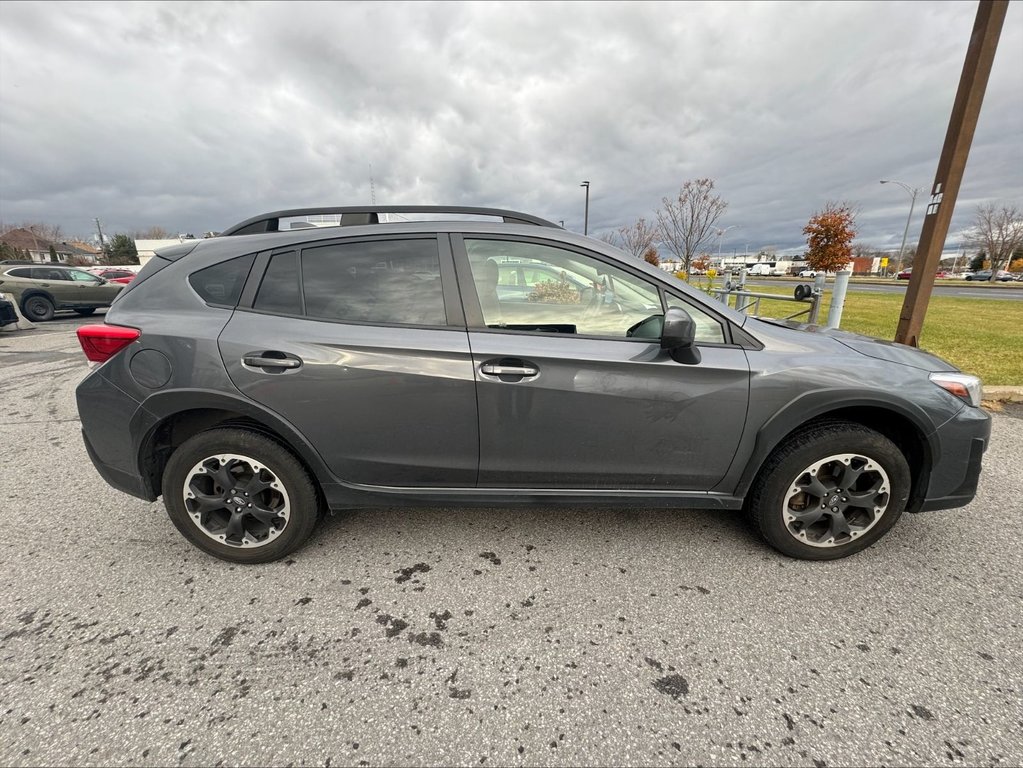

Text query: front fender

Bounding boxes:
[725,388,944,498]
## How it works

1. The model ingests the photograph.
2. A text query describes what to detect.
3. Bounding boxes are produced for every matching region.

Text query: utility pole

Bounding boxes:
[895,0,1007,346]
[94,218,107,263]
[580,181,590,235]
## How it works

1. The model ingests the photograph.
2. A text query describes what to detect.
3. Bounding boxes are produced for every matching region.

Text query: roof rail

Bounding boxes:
[221,206,561,236]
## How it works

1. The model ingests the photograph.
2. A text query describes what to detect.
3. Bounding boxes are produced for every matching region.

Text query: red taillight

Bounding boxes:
[76,324,140,363]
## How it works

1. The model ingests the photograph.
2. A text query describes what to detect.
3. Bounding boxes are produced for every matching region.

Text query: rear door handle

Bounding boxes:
[242,353,302,371]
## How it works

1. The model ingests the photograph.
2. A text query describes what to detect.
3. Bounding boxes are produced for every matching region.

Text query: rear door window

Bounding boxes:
[301,238,445,326]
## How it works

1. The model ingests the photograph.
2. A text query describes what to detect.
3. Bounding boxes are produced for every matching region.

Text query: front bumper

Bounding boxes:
[914,404,992,512]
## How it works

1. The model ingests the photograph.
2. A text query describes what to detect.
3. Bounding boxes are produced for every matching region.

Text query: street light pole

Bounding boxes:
[716,225,737,264]
[880,179,918,275]
[580,181,590,235]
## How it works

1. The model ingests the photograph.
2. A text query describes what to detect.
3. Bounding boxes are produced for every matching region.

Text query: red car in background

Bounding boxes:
[88,268,136,285]
[897,268,951,280]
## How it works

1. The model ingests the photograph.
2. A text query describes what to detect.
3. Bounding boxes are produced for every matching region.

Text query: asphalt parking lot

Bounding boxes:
[1,314,1021,767]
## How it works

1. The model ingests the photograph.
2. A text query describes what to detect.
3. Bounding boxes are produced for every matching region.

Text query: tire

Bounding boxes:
[22,295,55,322]
[162,428,321,564]
[746,421,911,560]
[74,308,96,316]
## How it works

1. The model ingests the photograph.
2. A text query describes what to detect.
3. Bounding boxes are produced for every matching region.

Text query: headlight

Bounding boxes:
[929,372,983,407]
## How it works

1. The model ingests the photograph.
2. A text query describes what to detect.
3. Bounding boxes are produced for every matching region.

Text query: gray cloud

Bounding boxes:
[1,0,1020,256]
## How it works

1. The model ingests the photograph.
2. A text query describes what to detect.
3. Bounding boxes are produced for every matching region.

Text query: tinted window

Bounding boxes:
[302,239,445,326]
[31,267,68,280]
[189,254,255,306]
[6,268,31,278]
[254,252,301,315]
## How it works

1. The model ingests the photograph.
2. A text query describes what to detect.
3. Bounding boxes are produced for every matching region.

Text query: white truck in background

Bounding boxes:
[748,263,785,276]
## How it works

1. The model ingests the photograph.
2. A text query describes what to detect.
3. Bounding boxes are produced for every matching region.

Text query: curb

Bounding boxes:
[982,386,1023,403]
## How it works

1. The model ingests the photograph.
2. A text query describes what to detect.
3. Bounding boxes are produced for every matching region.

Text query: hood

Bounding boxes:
[751,318,959,372]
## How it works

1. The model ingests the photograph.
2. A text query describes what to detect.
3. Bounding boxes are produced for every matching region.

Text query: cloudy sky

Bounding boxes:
[1,1,1020,256]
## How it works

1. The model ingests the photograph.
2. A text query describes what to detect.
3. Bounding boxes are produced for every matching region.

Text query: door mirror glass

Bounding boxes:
[661,306,701,364]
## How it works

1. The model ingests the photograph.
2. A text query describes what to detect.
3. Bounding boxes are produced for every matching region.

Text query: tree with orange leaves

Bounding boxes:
[803,203,857,273]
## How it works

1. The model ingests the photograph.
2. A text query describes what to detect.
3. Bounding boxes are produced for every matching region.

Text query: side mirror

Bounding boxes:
[661,306,701,364]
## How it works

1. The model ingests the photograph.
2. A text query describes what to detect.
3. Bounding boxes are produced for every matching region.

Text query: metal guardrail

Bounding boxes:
[706,271,827,324]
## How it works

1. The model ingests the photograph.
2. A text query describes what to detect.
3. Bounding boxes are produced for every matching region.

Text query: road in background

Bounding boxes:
[742,279,1023,301]
[1,317,1021,767]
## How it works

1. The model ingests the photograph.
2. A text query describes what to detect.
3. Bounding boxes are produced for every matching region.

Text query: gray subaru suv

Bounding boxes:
[74,206,990,564]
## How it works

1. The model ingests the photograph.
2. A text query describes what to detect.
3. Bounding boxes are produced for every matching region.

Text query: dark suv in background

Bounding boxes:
[74,206,990,564]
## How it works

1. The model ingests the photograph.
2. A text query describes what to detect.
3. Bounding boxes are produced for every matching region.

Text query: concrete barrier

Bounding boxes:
[0,292,38,332]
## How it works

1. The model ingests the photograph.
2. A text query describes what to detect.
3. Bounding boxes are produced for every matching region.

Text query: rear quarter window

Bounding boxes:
[188,254,256,307]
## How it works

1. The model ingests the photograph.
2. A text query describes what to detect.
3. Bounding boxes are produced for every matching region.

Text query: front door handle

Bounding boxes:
[481,364,538,376]
[479,358,539,382]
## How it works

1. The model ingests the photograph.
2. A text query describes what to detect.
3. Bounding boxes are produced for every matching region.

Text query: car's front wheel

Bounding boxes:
[162,428,321,563]
[22,295,55,321]
[747,421,911,560]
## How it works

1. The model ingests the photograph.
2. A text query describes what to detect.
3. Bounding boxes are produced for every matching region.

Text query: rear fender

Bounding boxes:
[135,389,337,497]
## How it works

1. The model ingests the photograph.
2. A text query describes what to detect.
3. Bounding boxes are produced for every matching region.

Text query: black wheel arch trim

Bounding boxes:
[726,389,941,499]
[19,289,57,309]
[132,389,337,498]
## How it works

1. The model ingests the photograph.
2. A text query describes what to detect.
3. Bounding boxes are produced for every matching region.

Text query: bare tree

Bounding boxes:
[595,230,619,247]
[15,221,63,242]
[965,202,1023,280]
[655,179,728,277]
[615,218,658,260]
[135,226,173,239]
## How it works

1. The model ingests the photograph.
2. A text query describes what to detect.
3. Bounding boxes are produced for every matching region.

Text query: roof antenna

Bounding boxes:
[369,163,376,205]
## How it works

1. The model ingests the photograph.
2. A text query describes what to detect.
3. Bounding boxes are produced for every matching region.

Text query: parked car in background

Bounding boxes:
[87,268,136,285]
[897,269,912,280]
[74,205,990,566]
[798,269,819,278]
[0,265,124,320]
[965,270,1015,282]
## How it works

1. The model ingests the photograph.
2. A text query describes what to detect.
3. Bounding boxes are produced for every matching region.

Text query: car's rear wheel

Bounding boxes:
[162,428,320,563]
[747,421,911,560]
[74,308,96,316]
[22,295,55,321]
